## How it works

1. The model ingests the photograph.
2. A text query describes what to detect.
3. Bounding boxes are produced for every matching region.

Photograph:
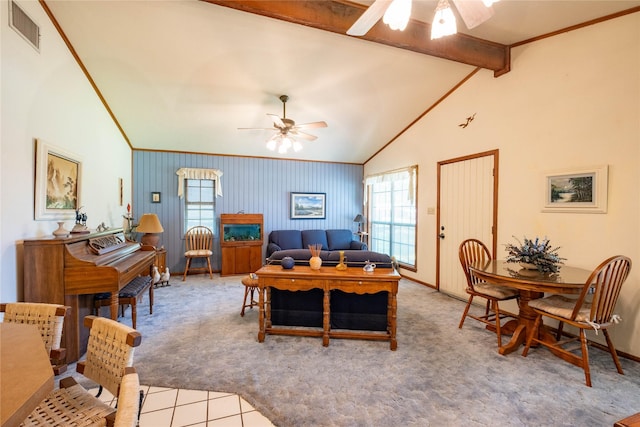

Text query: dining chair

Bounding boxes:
[0,302,70,374]
[182,226,214,281]
[522,255,631,387]
[22,315,143,426]
[458,239,520,348]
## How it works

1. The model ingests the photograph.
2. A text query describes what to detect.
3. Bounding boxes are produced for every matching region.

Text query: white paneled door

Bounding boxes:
[437,151,498,299]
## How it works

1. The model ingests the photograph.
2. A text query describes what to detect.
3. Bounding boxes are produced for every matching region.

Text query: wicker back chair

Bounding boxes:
[458,239,520,348]
[113,367,141,427]
[0,302,70,374]
[523,255,632,387]
[182,226,214,281]
[23,315,143,426]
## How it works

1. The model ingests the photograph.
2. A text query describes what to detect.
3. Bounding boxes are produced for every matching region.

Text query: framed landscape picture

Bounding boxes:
[290,192,326,219]
[34,139,82,220]
[542,165,608,213]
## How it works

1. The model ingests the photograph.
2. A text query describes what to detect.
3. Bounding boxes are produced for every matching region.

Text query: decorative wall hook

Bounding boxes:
[459,113,476,128]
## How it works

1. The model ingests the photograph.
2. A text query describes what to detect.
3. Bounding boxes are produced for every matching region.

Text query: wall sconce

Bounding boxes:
[136,213,164,248]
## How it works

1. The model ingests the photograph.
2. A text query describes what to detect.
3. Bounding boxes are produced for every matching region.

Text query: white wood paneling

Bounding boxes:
[438,154,495,299]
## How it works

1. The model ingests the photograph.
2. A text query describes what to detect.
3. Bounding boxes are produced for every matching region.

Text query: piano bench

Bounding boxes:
[94,276,153,329]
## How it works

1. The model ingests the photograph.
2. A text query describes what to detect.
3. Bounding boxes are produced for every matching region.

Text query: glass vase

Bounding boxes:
[309,256,322,270]
[336,250,347,271]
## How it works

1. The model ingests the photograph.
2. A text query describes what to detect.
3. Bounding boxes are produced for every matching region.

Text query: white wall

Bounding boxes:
[1,0,132,302]
[365,13,640,356]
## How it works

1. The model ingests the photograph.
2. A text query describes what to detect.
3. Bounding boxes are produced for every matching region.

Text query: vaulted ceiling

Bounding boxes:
[43,0,640,163]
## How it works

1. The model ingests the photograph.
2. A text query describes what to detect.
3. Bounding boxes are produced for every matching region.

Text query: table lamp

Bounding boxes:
[353,214,365,233]
[137,213,164,247]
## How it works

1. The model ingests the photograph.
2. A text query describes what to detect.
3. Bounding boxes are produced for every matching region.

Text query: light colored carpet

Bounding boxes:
[122,274,638,426]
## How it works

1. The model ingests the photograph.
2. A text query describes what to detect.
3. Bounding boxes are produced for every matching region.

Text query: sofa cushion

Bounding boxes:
[268,249,316,263]
[326,229,354,250]
[301,230,329,250]
[269,230,303,250]
[350,240,368,250]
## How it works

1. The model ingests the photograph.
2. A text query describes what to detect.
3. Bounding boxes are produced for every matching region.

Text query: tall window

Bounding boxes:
[366,166,417,268]
[184,179,215,232]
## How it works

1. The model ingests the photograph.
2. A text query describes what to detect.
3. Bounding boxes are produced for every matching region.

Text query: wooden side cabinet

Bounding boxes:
[220,213,263,276]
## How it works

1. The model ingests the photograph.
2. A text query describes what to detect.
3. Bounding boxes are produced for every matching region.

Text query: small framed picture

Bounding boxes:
[542,165,608,213]
[151,192,161,203]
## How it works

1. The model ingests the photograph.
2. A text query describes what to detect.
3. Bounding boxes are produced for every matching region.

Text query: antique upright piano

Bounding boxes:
[23,228,155,362]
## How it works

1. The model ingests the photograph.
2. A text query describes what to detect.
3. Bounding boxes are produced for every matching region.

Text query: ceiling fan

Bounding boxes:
[239,95,328,153]
[347,0,496,37]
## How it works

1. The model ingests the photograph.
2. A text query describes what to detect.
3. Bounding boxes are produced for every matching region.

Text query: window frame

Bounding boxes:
[183,178,216,234]
[365,166,418,271]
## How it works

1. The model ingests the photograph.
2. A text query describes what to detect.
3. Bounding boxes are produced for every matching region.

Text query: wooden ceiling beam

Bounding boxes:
[201,0,510,76]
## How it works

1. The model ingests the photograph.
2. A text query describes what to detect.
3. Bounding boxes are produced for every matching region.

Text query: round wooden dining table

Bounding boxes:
[469,260,592,355]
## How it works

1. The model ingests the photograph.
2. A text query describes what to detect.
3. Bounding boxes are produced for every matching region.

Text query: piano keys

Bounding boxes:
[23,229,155,362]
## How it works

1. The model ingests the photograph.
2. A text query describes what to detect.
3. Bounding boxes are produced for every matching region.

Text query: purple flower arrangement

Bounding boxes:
[505,236,565,273]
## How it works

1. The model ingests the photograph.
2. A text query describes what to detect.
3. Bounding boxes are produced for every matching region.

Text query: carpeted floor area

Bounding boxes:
[124,274,639,426]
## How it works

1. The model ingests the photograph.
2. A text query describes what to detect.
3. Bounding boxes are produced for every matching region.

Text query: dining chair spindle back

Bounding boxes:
[182,226,214,281]
[522,255,632,387]
[458,239,520,348]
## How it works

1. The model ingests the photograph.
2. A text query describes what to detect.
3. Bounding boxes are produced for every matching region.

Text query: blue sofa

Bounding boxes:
[266,229,366,258]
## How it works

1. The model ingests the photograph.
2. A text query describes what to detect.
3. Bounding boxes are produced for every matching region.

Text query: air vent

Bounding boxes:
[9,0,40,52]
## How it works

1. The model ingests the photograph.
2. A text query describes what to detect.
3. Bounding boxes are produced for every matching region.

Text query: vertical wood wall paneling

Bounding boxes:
[438,155,495,298]
[133,151,364,275]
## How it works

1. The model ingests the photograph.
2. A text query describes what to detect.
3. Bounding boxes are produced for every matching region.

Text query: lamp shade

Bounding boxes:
[353,214,365,224]
[137,213,164,247]
[137,214,164,233]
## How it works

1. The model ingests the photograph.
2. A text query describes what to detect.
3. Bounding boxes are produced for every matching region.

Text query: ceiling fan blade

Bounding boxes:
[295,121,328,129]
[452,0,494,30]
[289,130,317,141]
[346,0,393,36]
[267,113,286,129]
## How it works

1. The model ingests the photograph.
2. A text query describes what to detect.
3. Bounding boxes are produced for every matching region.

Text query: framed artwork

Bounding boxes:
[542,165,608,213]
[34,139,82,221]
[151,192,161,203]
[290,192,326,219]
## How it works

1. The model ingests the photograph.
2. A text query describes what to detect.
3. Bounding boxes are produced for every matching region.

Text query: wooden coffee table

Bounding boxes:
[255,265,401,350]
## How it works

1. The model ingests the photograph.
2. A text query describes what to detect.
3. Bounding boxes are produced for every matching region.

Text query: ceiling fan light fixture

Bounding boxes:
[275,136,292,154]
[431,0,457,40]
[266,137,277,151]
[293,140,303,152]
[482,0,499,7]
[382,0,411,31]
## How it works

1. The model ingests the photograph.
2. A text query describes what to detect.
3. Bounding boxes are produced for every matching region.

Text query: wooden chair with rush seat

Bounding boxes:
[22,315,143,427]
[0,302,70,374]
[522,255,632,387]
[458,238,520,348]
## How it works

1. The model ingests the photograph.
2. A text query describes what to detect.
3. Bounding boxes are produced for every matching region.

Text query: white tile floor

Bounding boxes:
[90,384,275,427]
